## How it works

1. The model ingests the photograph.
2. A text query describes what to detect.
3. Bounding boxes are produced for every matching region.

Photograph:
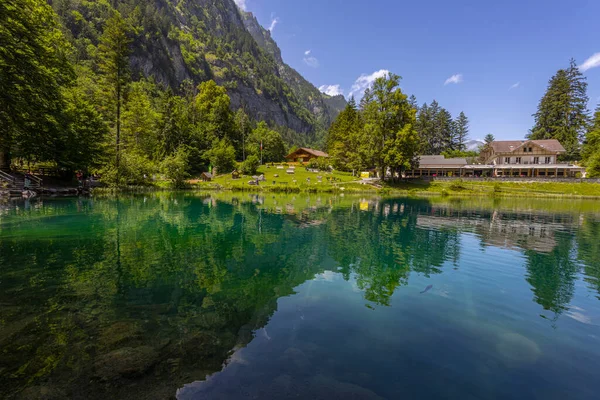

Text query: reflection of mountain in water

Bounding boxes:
[0,194,599,399]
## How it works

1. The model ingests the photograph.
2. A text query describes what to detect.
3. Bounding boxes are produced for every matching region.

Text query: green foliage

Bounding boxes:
[326,75,420,179]
[441,149,479,159]
[100,150,156,187]
[327,98,365,171]
[529,59,589,161]
[247,122,286,163]
[583,106,600,177]
[484,134,495,144]
[98,10,132,184]
[307,157,330,171]
[241,154,260,175]
[0,0,74,168]
[416,101,464,155]
[207,139,236,174]
[454,112,470,151]
[161,147,190,187]
[362,73,419,179]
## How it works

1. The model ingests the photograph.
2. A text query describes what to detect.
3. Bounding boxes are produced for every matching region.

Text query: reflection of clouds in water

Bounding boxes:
[565,306,593,325]
[314,270,339,282]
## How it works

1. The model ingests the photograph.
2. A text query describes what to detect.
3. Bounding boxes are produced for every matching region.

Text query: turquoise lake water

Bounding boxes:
[1,193,600,399]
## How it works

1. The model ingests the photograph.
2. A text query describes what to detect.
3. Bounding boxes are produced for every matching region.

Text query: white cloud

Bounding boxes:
[268,15,279,32]
[444,74,463,85]
[319,84,344,97]
[580,53,600,72]
[303,50,319,68]
[349,69,390,99]
[233,0,247,11]
[509,82,520,90]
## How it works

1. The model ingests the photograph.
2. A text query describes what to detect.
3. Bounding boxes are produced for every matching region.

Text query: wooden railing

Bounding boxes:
[0,170,16,186]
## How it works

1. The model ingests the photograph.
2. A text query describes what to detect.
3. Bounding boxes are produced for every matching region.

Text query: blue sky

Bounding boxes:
[235,0,600,141]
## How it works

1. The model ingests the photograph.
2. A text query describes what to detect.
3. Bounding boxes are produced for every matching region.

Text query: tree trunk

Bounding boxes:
[0,149,10,170]
[116,80,121,186]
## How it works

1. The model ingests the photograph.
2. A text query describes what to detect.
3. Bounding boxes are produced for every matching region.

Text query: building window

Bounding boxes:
[515,157,522,164]
[533,157,539,164]
[545,157,552,164]
[504,157,510,164]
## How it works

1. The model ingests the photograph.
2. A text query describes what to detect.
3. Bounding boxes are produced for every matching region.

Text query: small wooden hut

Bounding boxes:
[201,172,213,182]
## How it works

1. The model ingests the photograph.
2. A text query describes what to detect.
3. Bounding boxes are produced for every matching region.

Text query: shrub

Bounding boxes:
[308,157,330,171]
[449,179,466,191]
[161,147,190,188]
[207,139,236,174]
[241,155,260,175]
[100,151,156,187]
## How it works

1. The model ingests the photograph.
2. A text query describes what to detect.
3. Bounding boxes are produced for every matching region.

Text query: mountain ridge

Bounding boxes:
[52,0,344,143]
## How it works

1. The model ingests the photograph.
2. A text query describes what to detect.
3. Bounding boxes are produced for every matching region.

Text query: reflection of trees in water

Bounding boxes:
[524,232,580,319]
[0,195,331,399]
[1,194,600,398]
[325,199,461,306]
[576,216,600,300]
[408,202,600,321]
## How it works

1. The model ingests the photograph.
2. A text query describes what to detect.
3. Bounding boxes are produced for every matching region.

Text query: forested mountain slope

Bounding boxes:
[52,0,343,138]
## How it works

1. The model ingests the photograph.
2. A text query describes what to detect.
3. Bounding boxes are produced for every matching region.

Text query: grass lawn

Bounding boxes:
[191,164,369,193]
[187,164,600,198]
[383,179,600,198]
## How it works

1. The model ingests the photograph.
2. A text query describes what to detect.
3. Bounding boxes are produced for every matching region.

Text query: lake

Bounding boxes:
[1,193,600,399]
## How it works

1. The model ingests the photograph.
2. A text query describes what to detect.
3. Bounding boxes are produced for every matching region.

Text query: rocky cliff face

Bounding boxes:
[53,0,344,138]
[240,11,346,129]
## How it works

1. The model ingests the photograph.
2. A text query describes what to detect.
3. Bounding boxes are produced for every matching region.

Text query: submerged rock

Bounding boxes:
[99,321,142,349]
[93,346,159,381]
[18,385,66,400]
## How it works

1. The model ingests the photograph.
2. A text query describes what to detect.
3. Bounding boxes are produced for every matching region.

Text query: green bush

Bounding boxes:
[449,179,466,191]
[241,155,260,175]
[307,159,319,169]
[207,139,236,174]
[100,151,156,187]
[308,157,331,171]
[161,147,190,188]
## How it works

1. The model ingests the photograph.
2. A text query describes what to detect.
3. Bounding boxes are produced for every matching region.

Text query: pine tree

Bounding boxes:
[433,107,453,154]
[529,59,589,160]
[454,112,469,151]
[327,97,364,171]
[484,133,495,144]
[98,11,132,184]
[582,105,600,177]
[408,95,418,111]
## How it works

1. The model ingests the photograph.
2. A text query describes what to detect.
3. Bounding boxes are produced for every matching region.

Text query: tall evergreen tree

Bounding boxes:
[327,97,365,171]
[433,107,454,154]
[454,112,470,151]
[408,95,418,110]
[484,133,495,144]
[529,59,589,160]
[582,105,600,177]
[98,11,132,184]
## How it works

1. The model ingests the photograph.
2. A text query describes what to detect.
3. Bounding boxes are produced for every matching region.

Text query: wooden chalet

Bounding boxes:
[285,148,329,163]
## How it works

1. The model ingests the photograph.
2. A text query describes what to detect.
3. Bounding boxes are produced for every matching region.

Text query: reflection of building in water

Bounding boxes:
[416,208,579,253]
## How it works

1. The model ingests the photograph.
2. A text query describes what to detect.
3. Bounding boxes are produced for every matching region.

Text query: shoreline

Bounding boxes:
[4,178,600,200]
